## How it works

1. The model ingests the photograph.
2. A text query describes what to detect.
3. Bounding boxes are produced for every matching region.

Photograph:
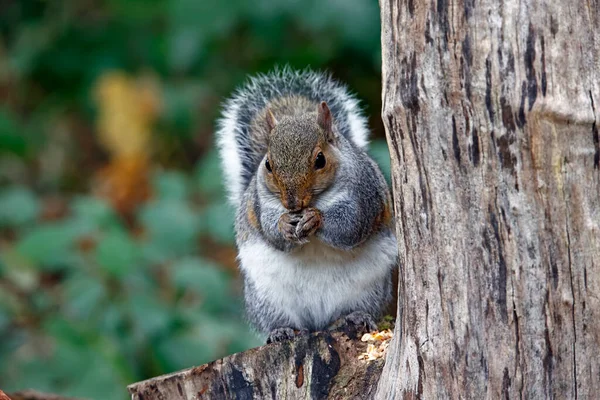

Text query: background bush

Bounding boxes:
[0,1,389,398]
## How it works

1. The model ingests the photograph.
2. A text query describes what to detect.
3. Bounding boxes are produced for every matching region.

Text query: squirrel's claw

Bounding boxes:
[295,207,322,240]
[278,210,320,244]
[266,327,308,344]
[328,311,378,339]
[278,213,304,243]
[343,311,378,332]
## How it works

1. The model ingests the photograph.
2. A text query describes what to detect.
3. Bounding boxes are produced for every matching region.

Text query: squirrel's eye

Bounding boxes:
[315,152,326,170]
[265,159,272,173]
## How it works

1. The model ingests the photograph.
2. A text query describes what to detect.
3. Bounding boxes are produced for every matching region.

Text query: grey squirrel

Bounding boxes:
[216,68,397,343]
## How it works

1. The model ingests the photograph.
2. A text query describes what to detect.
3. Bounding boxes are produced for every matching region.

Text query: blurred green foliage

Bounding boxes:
[0,0,390,399]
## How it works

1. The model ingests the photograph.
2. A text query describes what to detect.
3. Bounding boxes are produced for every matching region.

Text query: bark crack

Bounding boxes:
[562,161,578,399]
[565,219,578,400]
[510,278,524,399]
[589,90,599,169]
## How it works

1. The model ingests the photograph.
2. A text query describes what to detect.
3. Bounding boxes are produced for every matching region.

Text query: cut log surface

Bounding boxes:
[128,328,384,400]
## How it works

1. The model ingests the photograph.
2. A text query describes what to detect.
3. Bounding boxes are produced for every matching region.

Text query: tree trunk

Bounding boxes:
[377,0,599,398]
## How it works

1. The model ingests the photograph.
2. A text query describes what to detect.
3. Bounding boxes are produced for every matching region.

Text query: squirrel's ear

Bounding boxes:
[317,101,333,138]
[266,109,278,132]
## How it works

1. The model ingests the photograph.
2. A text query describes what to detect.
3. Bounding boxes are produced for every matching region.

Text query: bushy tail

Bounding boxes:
[216,67,370,207]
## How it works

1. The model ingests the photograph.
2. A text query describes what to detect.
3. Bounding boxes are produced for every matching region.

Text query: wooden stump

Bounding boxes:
[128,328,385,400]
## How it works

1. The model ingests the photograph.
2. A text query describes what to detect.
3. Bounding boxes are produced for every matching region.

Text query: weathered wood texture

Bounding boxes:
[128,329,383,399]
[377,0,600,398]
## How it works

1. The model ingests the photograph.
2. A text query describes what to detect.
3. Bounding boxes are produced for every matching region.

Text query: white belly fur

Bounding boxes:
[238,232,397,330]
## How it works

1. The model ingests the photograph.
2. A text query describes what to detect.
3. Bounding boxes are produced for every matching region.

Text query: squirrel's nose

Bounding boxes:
[283,194,301,212]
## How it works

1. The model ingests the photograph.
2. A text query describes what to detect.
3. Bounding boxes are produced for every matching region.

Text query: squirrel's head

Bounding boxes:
[262,101,339,211]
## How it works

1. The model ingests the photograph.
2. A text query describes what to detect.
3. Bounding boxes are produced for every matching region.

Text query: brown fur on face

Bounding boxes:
[262,100,339,211]
[246,198,260,229]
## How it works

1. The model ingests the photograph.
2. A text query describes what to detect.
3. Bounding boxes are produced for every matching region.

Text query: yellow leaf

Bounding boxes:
[94,71,161,158]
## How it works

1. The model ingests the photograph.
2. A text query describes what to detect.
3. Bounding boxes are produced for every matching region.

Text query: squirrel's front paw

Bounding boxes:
[295,207,322,240]
[343,311,378,332]
[278,212,305,243]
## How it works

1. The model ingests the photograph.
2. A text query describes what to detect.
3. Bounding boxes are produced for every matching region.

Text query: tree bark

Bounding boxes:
[128,329,384,399]
[377,0,599,398]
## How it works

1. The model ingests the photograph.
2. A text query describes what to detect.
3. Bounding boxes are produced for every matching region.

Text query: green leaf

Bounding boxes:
[180,313,260,361]
[171,257,230,311]
[0,283,22,319]
[330,0,380,55]
[44,317,89,348]
[64,273,106,319]
[139,199,200,261]
[0,186,40,228]
[168,27,205,73]
[153,170,189,200]
[167,0,246,72]
[65,358,125,400]
[95,230,140,277]
[97,303,125,337]
[195,150,225,198]
[0,109,28,156]
[30,290,53,314]
[0,307,9,332]
[161,82,205,135]
[226,327,263,354]
[9,24,57,76]
[2,358,55,394]
[199,202,235,244]
[156,329,214,371]
[128,293,173,338]
[16,222,82,270]
[71,196,120,229]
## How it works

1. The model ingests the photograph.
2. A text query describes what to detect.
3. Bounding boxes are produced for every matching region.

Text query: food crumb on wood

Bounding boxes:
[358,329,394,361]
